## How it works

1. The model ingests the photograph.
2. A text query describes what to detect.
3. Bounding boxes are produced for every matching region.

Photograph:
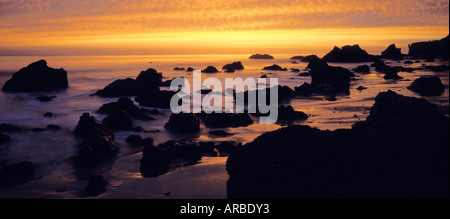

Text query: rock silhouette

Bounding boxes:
[290,55,320,62]
[263,64,287,71]
[203,66,219,73]
[353,65,371,73]
[98,97,154,120]
[249,54,274,59]
[84,175,108,197]
[408,76,445,96]
[381,44,402,59]
[2,60,68,92]
[322,45,376,62]
[0,161,35,188]
[222,61,244,71]
[408,35,449,59]
[164,113,200,133]
[227,91,449,198]
[307,59,355,95]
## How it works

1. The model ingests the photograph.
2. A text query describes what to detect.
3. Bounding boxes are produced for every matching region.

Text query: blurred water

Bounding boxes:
[0,54,448,198]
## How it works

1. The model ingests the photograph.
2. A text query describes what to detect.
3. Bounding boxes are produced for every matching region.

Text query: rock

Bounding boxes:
[0,133,11,145]
[135,90,177,109]
[31,128,46,132]
[227,91,449,198]
[408,76,445,96]
[43,112,55,118]
[291,55,320,62]
[225,68,235,73]
[215,141,242,156]
[209,130,234,137]
[0,124,21,132]
[98,97,154,120]
[46,124,61,130]
[95,68,162,97]
[352,65,371,73]
[357,86,367,91]
[307,59,355,95]
[126,135,143,145]
[140,139,207,177]
[322,45,376,62]
[36,95,56,102]
[294,82,313,96]
[298,72,311,77]
[0,161,35,188]
[203,66,219,73]
[408,35,449,59]
[164,113,200,133]
[371,60,391,74]
[186,67,195,72]
[262,64,287,71]
[260,74,268,78]
[249,54,274,59]
[73,133,119,167]
[173,67,185,71]
[276,105,308,121]
[381,44,402,59]
[74,113,110,137]
[422,65,449,72]
[2,60,68,92]
[199,112,253,128]
[222,61,244,71]
[291,68,300,72]
[84,175,108,197]
[425,58,436,62]
[404,60,414,64]
[102,111,136,131]
[325,95,337,101]
[383,71,403,80]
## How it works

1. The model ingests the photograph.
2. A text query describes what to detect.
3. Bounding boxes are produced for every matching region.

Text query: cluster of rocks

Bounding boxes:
[227,91,449,198]
[249,54,274,59]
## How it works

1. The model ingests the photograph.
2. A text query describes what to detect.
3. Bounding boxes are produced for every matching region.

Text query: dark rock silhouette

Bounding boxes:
[408,35,449,59]
[135,90,177,109]
[381,44,402,59]
[294,82,313,96]
[322,45,376,62]
[203,66,219,73]
[290,68,300,73]
[173,67,185,71]
[84,175,108,197]
[43,112,55,118]
[0,161,35,188]
[307,59,355,95]
[298,72,310,77]
[164,113,200,133]
[425,58,435,62]
[290,55,320,62]
[186,67,195,72]
[422,64,449,72]
[215,141,242,156]
[0,124,21,132]
[222,61,244,71]
[0,133,11,145]
[2,60,68,92]
[95,68,162,97]
[209,130,234,137]
[263,64,287,71]
[249,54,274,59]
[46,124,61,130]
[277,105,308,121]
[198,112,253,128]
[383,71,403,80]
[227,91,449,198]
[353,65,371,73]
[140,139,210,177]
[408,76,445,96]
[98,97,154,120]
[36,95,56,102]
[357,86,367,91]
[102,111,138,131]
[126,135,143,145]
[371,60,391,74]
[74,113,111,138]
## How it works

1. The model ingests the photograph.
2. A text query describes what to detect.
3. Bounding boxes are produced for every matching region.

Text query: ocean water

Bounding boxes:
[0,54,448,198]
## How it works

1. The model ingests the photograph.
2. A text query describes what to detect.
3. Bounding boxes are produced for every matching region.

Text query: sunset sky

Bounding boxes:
[0,0,448,55]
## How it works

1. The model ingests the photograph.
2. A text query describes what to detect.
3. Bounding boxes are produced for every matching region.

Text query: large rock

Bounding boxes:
[102,111,137,131]
[222,62,244,71]
[408,76,445,96]
[307,59,355,95]
[202,66,219,73]
[249,54,274,59]
[227,91,449,198]
[322,45,377,62]
[95,68,162,97]
[134,90,177,109]
[74,113,112,138]
[164,113,200,133]
[352,65,371,73]
[98,97,154,120]
[381,44,402,59]
[2,60,68,92]
[290,55,320,62]
[0,161,35,188]
[262,64,287,71]
[84,175,108,197]
[408,35,449,59]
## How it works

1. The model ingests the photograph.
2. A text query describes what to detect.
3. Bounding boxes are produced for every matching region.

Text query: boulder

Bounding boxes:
[0,161,35,188]
[102,111,138,131]
[227,91,449,198]
[249,54,274,59]
[322,45,377,62]
[277,105,308,121]
[36,95,56,102]
[173,67,185,71]
[135,68,163,93]
[74,113,111,138]
[262,64,287,71]
[222,61,244,71]
[209,130,234,137]
[73,133,119,167]
[203,66,219,73]
[84,175,108,197]
[383,71,403,80]
[98,97,154,120]
[0,124,21,132]
[135,90,177,109]
[307,59,355,95]
[381,44,402,59]
[352,65,371,73]
[408,76,445,96]
[2,60,68,92]
[164,113,200,133]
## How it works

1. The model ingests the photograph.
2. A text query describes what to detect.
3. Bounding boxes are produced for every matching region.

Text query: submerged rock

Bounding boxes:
[98,97,154,120]
[227,91,449,198]
[173,67,185,71]
[352,65,371,74]
[249,54,274,59]
[322,45,376,62]
[408,76,445,96]
[0,161,35,188]
[134,90,177,109]
[209,130,234,137]
[164,113,200,133]
[2,60,68,92]
[0,133,11,145]
[290,55,320,62]
[36,95,57,102]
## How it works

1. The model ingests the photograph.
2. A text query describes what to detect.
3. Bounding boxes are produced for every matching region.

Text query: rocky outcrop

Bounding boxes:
[102,111,141,131]
[307,59,355,95]
[408,76,446,96]
[164,113,200,133]
[352,65,371,73]
[2,60,68,92]
[84,175,108,197]
[322,45,377,62]
[408,35,449,59]
[381,44,402,59]
[134,90,177,109]
[222,62,244,72]
[290,55,320,62]
[98,97,154,120]
[262,64,287,71]
[226,91,449,198]
[249,54,274,59]
[203,66,219,73]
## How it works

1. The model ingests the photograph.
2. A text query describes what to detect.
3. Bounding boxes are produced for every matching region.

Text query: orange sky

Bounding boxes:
[0,0,448,55]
